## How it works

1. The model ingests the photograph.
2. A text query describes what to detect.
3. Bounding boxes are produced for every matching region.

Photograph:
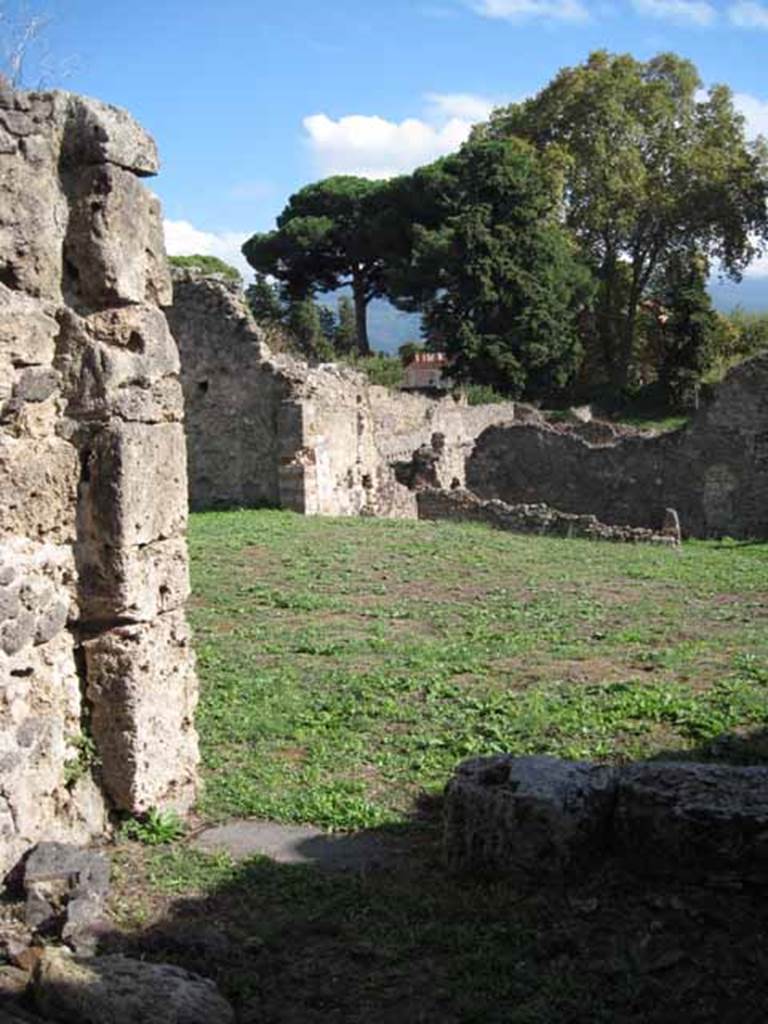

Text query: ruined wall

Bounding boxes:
[468,353,768,539]
[0,85,198,874]
[168,276,518,517]
[417,489,679,545]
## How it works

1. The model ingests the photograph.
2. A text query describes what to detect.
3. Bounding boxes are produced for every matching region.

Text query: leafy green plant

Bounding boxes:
[121,807,186,846]
[63,733,100,787]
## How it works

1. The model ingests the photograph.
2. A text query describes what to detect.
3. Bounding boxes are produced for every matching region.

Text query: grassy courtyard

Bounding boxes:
[110,510,768,1023]
[189,510,768,830]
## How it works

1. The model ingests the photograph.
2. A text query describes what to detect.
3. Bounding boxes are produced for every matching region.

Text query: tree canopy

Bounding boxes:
[477,50,768,392]
[242,176,398,356]
[168,254,241,283]
[388,137,593,399]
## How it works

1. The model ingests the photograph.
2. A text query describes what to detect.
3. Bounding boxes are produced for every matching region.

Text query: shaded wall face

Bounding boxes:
[0,87,198,875]
[168,277,519,520]
[166,277,285,510]
[467,355,768,539]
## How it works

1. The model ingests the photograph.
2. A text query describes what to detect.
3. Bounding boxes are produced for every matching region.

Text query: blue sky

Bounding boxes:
[23,0,768,313]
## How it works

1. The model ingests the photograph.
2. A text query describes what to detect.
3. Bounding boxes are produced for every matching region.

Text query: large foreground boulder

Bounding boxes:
[31,948,234,1024]
[444,755,617,878]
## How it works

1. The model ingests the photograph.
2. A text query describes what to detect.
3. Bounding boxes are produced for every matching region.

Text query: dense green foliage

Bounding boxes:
[479,51,768,395]
[168,253,241,282]
[242,176,396,355]
[241,51,768,409]
[389,137,593,398]
[340,352,404,388]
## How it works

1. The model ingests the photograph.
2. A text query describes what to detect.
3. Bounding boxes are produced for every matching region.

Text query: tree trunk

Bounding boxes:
[352,273,371,357]
[611,272,643,394]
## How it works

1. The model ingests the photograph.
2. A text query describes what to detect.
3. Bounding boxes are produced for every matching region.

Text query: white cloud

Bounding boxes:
[633,0,716,23]
[303,109,478,179]
[163,220,252,281]
[733,92,768,139]
[729,0,768,25]
[471,0,589,22]
[424,92,497,122]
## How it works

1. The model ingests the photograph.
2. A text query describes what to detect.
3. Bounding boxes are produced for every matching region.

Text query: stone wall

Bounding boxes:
[416,489,679,545]
[468,353,768,539]
[0,84,199,875]
[167,275,518,517]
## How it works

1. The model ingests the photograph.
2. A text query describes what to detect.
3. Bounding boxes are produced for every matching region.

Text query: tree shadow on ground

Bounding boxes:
[93,733,768,1024]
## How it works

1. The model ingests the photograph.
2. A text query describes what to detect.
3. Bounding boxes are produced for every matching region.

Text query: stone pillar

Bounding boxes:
[0,84,198,875]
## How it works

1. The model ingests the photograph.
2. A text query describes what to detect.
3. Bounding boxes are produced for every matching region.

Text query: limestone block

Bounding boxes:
[0,122,70,302]
[58,306,183,423]
[84,610,199,812]
[32,948,235,1024]
[615,762,768,884]
[0,436,79,543]
[65,164,164,307]
[80,422,188,549]
[61,93,160,176]
[0,630,107,876]
[0,285,59,366]
[443,754,617,879]
[77,536,191,623]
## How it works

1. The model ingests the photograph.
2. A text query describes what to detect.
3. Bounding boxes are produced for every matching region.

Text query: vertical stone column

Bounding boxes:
[0,84,199,875]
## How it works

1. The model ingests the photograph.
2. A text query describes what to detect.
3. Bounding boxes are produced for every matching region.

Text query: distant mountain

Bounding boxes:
[320,291,420,355]
[322,276,768,359]
[709,276,768,313]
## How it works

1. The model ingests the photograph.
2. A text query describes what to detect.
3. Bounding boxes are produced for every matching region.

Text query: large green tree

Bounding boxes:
[242,176,397,356]
[388,137,593,399]
[477,51,768,392]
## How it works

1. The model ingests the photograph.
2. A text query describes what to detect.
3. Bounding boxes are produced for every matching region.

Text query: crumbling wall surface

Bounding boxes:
[468,353,768,539]
[416,488,679,545]
[166,273,288,510]
[168,276,518,517]
[0,84,199,875]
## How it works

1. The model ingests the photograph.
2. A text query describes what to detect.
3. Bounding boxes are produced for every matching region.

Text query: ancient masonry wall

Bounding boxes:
[0,84,199,875]
[467,353,768,540]
[167,275,518,517]
[416,489,679,545]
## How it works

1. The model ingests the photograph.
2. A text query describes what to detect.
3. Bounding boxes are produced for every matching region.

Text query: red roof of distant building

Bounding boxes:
[403,351,450,367]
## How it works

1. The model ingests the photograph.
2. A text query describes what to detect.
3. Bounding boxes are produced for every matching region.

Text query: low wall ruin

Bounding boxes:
[467,354,768,539]
[167,275,519,518]
[0,85,199,875]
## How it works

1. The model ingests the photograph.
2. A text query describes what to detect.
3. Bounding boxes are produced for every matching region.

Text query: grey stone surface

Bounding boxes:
[443,755,617,879]
[166,272,518,517]
[468,354,768,539]
[31,948,234,1024]
[615,761,768,884]
[193,819,400,871]
[0,81,198,876]
[417,488,679,545]
[23,843,110,950]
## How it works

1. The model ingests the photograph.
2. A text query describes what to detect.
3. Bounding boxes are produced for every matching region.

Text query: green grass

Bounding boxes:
[188,510,768,831]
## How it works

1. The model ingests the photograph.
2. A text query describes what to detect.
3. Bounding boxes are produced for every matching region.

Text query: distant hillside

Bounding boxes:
[323,276,768,358]
[709,276,768,312]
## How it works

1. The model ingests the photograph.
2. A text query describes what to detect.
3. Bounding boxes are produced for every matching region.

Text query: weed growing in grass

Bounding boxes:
[121,808,186,846]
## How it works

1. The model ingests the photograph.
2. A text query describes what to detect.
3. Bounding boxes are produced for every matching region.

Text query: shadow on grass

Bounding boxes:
[93,735,768,1024]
